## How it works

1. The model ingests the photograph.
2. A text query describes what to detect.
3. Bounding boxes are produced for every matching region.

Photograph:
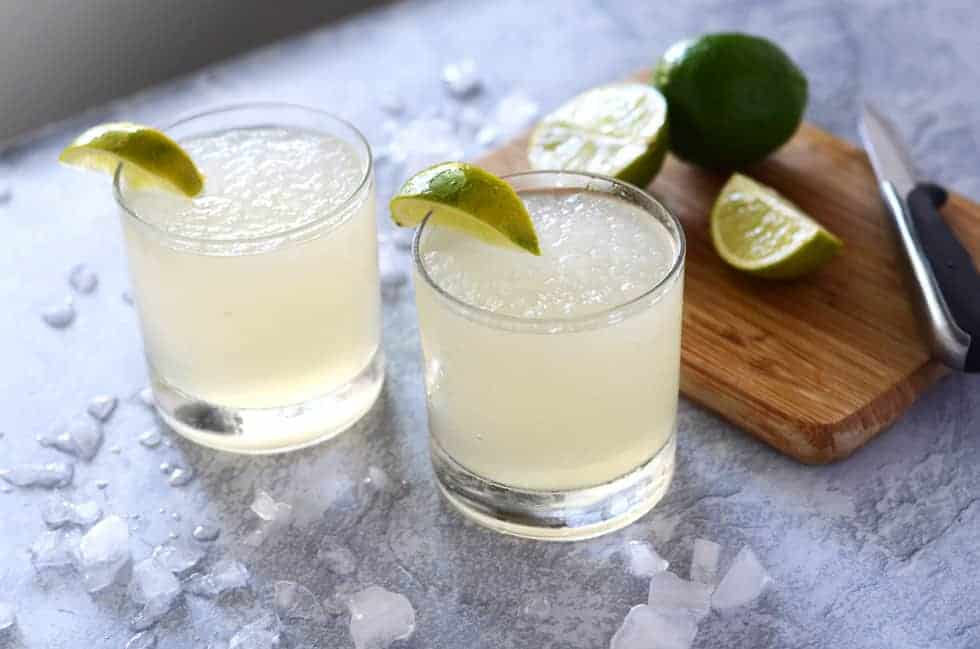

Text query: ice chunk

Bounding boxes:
[493,90,540,134]
[273,580,326,622]
[442,59,482,97]
[138,387,155,407]
[77,515,131,592]
[192,524,221,542]
[626,541,669,577]
[125,631,157,649]
[69,264,99,294]
[322,582,359,617]
[711,546,770,610]
[153,542,204,575]
[42,299,75,328]
[43,498,103,528]
[139,429,162,448]
[40,418,103,461]
[0,601,15,632]
[250,491,290,521]
[348,586,416,649]
[228,612,280,649]
[30,528,81,570]
[244,491,292,546]
[168,465,195,487]
[184,559,250,598]
[609,604,699,649]
[386,118,465,175]
[647,571,712,621]
[87,395,118,422]
[130,557,182,630]
[0,462,74,488]
[317,541,357,575]
[689,539,721,585]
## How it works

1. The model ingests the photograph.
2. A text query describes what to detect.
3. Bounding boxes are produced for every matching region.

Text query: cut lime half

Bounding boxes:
[710,173,842,279]
[59,122,204,197]
[527,83,669,187]
[390,162,540,255]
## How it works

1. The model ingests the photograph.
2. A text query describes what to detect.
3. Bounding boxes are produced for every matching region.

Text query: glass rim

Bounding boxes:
[113,102,374,246]
[412,170,686,333]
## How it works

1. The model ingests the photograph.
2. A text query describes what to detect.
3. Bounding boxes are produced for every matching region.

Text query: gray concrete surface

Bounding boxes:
[1,1,979,647]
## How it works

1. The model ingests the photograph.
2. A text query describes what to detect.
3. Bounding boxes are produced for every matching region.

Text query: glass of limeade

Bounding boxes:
[114,104,383,453]
[412,171,685,540]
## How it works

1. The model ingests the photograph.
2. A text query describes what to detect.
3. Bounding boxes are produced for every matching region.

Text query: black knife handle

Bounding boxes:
[907,183,980,372]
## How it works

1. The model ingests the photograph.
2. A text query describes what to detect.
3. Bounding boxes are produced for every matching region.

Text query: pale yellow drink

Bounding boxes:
[413,172,684,539]
[116,108,382,453]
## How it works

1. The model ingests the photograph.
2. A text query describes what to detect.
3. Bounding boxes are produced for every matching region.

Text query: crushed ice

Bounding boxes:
[30,528,81,570]
[39,417,103,461]
[690,538,721,585]
[168,465,195,487]
[129,557,182,630]
[272,580,326,622]
[68,264,99,294]
[348,586,416,649]
[152,542,204,575]
[183,559,250,598]
[192,524,221,542]
[77,515,131,592]
[711,546,771,610]
[608,539,771,648]
[243,491,292,546]
[626,540,669,577]
[42,299,75,328]
[442,58,482,97]
[0,462,74,488]
[42,497,102,528]
[228,611,280,649]
[87,395,118,422]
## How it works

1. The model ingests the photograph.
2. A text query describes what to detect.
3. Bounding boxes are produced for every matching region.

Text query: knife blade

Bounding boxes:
[859,103,980,372]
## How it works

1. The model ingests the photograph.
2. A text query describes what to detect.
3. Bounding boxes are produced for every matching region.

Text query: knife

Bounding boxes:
[859,104,980,372]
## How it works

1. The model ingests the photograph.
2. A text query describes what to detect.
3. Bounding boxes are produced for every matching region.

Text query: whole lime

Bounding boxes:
[653,33,808,169]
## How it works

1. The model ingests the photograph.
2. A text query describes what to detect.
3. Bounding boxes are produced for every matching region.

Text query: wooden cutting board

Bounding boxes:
[477,97,980,464]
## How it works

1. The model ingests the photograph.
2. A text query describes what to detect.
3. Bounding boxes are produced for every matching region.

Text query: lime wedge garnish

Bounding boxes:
[527,83,669,187]
[390,162,540,255]
[59,122,204,197]
[710,173,842,279]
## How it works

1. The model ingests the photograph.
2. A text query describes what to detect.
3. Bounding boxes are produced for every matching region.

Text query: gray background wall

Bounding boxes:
[0,0,383,143]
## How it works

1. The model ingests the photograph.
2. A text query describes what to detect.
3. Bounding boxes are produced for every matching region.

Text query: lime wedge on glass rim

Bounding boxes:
[390,162,540,255]
[59,122,204,197]
[710,173,842,279]
[527,82,669,187]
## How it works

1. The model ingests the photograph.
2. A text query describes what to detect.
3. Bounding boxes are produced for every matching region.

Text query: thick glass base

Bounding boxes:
[152,350,385,454]
[431,432,676,541]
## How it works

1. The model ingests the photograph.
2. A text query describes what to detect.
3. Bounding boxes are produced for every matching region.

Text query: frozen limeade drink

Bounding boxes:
[61,105,384,453]
[395,167,684,540]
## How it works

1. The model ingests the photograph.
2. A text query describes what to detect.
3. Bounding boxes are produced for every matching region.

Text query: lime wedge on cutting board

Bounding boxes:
[527,83,669,187]
[59,122,204,197]
[711,173,842,279]
[390,162,540,255]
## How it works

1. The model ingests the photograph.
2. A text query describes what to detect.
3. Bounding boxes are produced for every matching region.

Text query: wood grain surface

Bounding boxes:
[477,113,980,463]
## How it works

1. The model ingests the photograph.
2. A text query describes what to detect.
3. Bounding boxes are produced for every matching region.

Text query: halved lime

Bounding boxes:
[59,122,204,197]
[527,83,669,187]
[390,162,540,255]
[710,173,841,279]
